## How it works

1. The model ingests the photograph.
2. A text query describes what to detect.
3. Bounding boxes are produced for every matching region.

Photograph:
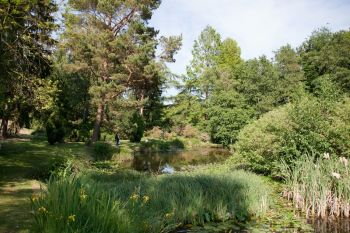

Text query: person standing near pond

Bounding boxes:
[115,133,120,146]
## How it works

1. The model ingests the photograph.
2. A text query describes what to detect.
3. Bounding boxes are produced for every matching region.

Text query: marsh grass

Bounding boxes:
[31,167,271,233]
[280,155,350,218]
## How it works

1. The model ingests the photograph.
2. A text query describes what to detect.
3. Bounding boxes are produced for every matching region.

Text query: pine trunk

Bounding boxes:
[91,102,105,142]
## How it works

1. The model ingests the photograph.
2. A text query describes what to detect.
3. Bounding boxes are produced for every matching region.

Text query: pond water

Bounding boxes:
[131,147,231,172]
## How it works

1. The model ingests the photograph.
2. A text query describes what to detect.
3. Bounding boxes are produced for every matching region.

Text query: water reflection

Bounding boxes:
[131,148,230,172]
[309,218,350,233]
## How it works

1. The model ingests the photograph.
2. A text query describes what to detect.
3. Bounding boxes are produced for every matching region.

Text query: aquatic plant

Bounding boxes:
[280,154,350,218]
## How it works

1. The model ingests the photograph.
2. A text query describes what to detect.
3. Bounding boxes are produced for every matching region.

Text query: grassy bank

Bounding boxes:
[31,165,271,233]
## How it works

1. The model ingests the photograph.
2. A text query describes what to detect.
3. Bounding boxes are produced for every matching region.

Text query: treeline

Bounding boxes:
[168,25,350,174]
[0,0,181,143]
[1,1,349,173]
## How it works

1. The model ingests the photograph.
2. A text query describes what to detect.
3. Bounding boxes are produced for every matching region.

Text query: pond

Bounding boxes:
[131,147,230,172]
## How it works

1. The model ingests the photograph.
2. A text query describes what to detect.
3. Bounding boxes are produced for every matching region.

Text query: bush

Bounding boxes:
[144,126,163,139]
[231,96,350,175]
[46,115,65,145]
[31,156,68,181]
[129,112,145,143]
[92,142,114,161]
[182,124,200,138]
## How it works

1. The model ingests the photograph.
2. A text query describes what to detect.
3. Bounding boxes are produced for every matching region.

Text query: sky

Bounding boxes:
[149,0,350,80]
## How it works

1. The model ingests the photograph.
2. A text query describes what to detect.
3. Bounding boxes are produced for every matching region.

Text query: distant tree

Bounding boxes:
[274,44,305,103]
[238,56,280,116]
[298,28,350,95]
[185,25,221,100]
[217,38,243,72]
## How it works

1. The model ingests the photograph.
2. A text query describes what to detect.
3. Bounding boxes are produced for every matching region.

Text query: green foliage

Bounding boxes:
[280,155,350,218]
[92,142,114,161]
[46,115,66,145]
[217,38,243,72]
[31,156,68,181]
[232,96,350,175]
[300,28,350,94]
[207,87,253,146]
[31,168,270,232]
[238,56,281,115]
[185,25,222,100]
[0,0,58,137]
[139,138,185,152]
[129,112,145,143]
[62,0,180,142]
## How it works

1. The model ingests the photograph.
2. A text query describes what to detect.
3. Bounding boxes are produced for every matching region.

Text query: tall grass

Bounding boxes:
[280,155,350,218]
[31,167,270,233]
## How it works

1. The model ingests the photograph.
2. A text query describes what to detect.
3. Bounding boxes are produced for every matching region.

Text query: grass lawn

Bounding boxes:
[0,136,91,233]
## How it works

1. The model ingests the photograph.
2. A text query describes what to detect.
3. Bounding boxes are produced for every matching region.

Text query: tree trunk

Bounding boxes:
[91,102,105,142]
[1,103,9,139]
[1,117,9,139]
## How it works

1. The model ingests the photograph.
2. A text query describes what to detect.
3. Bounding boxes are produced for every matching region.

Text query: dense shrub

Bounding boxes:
[92,142,114,161]
[129,112,145,143]
[144,126,163,139]
[182,124,200,138]
[231,96,350,175]
[31,156,68,181]
[46,115,65,145]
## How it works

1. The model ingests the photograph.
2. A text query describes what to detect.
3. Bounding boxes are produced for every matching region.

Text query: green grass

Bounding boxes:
[31,166,271,233]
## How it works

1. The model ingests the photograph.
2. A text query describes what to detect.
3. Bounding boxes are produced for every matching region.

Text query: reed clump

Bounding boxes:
[280,154,350,218]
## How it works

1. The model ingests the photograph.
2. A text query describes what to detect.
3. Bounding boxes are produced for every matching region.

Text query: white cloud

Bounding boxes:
[150,0,350,77]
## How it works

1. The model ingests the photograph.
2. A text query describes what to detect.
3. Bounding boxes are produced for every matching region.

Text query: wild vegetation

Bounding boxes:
[1,0,350,232]
[31,165,270,233]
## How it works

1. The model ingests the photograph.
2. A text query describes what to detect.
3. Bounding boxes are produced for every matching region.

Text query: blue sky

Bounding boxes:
[150,0,350,79]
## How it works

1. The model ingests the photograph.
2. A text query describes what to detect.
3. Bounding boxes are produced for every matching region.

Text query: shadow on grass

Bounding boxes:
[0,140,90,181]
[0,180,42,233]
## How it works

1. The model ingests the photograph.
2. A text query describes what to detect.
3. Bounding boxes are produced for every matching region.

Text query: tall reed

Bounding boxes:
[280,154,350,218]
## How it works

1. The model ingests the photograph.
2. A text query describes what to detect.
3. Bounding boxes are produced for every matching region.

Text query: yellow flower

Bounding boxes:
[80,194,88,200]
[31,194,39,202]
[38,206,48,214]
[165,212,174,218]
[130,193,139,201]
[79,188,88,201]
[68,214,76,222]
[142,195,150,203]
